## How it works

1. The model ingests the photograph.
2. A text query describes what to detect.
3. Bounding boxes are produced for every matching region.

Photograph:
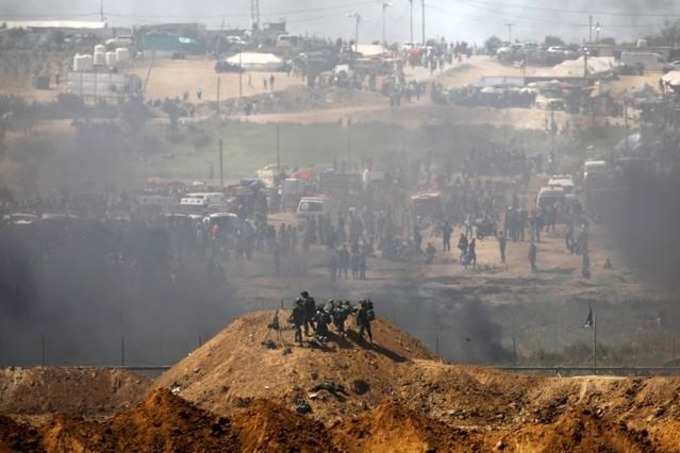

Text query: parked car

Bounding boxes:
[663,60,680,73]
[215,61,244,73]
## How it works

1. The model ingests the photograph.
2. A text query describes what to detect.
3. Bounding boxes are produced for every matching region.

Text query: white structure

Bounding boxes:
[105,51,117,67]
[226,52,284,71]
[66,72,142,101]
[115,48,130,63]
[93,51,106,66]
[73,54,94,72]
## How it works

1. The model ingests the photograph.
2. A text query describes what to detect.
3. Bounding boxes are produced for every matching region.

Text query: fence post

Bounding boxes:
[41,335,46,366]
[120,336,125,367]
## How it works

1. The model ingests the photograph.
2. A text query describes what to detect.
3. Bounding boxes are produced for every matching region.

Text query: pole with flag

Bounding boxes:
[584,303,596,373]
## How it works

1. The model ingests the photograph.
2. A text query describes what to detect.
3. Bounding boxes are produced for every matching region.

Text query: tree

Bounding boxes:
[119,99,149,135]
[544,35,565,48]
[484,35,503,55]
[645,19,680,47]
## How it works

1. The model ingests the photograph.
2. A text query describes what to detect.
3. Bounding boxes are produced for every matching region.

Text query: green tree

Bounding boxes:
[484,35,503,55]
[645,19,680,47]
[544,35,565,48]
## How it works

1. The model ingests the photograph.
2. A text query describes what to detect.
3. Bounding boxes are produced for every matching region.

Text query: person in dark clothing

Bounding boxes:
[359,249,367,280]
[414,228,422,253]
[290,298,305,345]
[356,300,374,342]
[442,222,453,252]
[457,233,468,263]
[498,231,507,264]
[468,238,477,269]
[330,300,353,335]
[301,291,316,336]
[339,245,350,279]
[313,307,331,342]
[528,242,537,272]
[425,242,436,264]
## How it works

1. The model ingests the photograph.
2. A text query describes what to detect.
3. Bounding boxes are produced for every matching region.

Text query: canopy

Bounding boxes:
[226,52,284,71]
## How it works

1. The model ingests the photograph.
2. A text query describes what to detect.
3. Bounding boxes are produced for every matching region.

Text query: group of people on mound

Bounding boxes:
[288,291,375,346]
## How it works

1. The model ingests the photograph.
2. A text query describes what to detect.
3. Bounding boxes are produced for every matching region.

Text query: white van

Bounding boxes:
[536,186,565,209]
[180,192,225,208]
[296,196,333,219]
[548,175,575,193]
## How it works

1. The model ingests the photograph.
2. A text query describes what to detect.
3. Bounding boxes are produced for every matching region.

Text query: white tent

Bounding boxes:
[226,52,284,71]
[355,44,388,58]
[541,56,618,78]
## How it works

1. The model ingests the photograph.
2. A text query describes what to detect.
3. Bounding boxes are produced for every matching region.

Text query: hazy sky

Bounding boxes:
[1,0,677,43]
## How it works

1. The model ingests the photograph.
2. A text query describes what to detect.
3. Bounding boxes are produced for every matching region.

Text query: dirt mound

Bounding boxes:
[232,399,334,452]
[332,401,478,452]
[0,367,150,416]
[42,389,240,452]
[0,416,43,453]
[514,407,656,452]
[155,311,435,421]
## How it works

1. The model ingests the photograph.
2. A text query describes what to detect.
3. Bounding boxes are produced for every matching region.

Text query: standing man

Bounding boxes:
[301,291,316,336]
[498,231,507,264]
[468,238,477,269]
[339,245,350,279]
[528,241,537,272]
[290,298,305,345]
[442,221,453,252]
[356,300,374,343]
[457,233,469,263]
[359,247,368,280]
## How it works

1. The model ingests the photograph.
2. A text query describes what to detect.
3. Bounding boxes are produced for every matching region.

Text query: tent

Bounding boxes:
[355,44,388,58]
[226,52,284,71]
[543,56,618,78]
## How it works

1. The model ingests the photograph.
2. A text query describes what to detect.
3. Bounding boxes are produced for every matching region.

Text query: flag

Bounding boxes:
[584,304,593,329]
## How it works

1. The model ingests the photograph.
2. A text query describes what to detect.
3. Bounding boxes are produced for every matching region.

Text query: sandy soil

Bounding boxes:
[127,57,304,102]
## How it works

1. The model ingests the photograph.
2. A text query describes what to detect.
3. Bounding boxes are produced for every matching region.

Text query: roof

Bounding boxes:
[0,20,107,30]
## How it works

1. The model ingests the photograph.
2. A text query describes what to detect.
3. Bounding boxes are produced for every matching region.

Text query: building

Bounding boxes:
[0,20,109,37]
[140,33,204,58]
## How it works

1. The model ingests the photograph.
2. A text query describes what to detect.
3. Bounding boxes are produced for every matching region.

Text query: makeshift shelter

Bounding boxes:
[544,56,618,78]
[226,52,284,71]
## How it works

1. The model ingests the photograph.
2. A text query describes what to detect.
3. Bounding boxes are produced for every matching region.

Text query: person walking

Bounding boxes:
[498,231,507,264]
[528,241,537,272]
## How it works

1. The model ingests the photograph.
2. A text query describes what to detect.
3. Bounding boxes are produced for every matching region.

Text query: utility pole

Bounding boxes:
[381,2,392,44]
[99,0,105,22]
[251,0,261,31]
[347,13,361,53]
[409,0,414,44]
[592,313,598,374]
[421,0,426,45]
[238,52,243,98]
[216,77,221,114]
[346,117,352,172]
[505,23,513,44]
[275,125,281,177]
[218,139,224,188]
[589,15,593,43]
